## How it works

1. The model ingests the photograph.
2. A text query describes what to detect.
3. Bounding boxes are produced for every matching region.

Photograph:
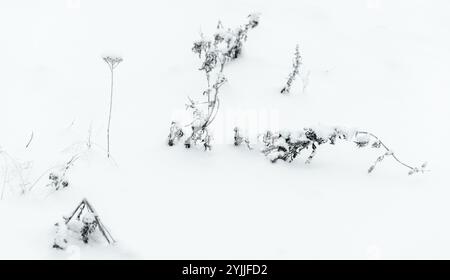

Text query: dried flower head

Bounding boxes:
[103,56,123,69]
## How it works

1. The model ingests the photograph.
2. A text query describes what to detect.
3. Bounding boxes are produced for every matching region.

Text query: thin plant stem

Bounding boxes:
[103,56,122,158]
[25,131,34,149]
[1,157,8,200]
[356,131,415,170]
[107,67,114,158]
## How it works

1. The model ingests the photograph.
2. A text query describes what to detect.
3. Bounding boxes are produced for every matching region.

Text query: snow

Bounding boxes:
[1,0,450,259]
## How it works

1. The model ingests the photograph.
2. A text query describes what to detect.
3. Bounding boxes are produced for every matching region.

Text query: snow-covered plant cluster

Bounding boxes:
[48,173,69,191]
[165,13,426,176]
[281,44,302,94]
[234,126,427,175]
[27,140,92,194]
[53,199,115,250]
[0,132,116,250]
[258,126,351,164]
[168,13,261,150]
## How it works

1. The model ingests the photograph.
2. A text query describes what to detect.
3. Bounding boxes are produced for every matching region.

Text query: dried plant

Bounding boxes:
[47,154,79,191]
[354,131,428,175]
[0,149,32,199]
[25,131,34,149]
[28,128,98,193]
[234,126,427,175]
[103,56,123,158]
[168,13,261,150]
[53,198,115,249]
[233,127,252,150]
[281,44,301,94]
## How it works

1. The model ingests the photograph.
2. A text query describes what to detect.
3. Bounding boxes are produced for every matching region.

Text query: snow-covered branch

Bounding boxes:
[234,126,427,175]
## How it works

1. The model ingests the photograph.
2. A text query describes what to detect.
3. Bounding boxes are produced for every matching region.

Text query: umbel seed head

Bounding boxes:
[103,56,123,69]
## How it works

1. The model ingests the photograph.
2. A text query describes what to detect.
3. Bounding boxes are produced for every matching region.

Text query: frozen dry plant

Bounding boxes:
[28,128,102,194]
[53,198,115,249]
[25,131,34,149]
[103,56,123,158]
[0,148,32,199]
[354,131,428,175]
[25,153,80,195]
[233,127,252,150]
[281,44,301,94]
[168,13,261,150]
[234,126,427,175]
[47,154,80,191]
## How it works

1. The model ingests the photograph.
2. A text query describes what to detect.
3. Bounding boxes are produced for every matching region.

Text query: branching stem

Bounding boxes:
[356,131,415,171]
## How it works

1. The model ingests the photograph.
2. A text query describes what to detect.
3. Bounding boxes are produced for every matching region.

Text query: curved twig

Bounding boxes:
[1,156,8,200]
[205,98,220,128]
[25,131,34,149]
[1,152,27,194]
[356,131,415,171]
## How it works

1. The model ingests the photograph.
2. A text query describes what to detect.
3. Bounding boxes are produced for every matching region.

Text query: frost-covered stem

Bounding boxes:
[61,155,79,178]
[203,64,226,128]
[103,56,122,158]
[172,14,259,149]
[206,72,211,116]
[28,166,58,192]
[233,127,252,149]
[356,131,415,171]
[1,152,27,194]
[1,157,7,200]
[305,146,317,164]
[203,92,219,128]
[107,66,113,158]
[25,131,34,149]
[281,44,301,94]
[206,99,220,127]
[204,88,219,127]
[87,123,92,149]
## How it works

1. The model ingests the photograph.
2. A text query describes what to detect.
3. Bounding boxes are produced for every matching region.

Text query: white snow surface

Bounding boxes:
[1,0,450,259]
